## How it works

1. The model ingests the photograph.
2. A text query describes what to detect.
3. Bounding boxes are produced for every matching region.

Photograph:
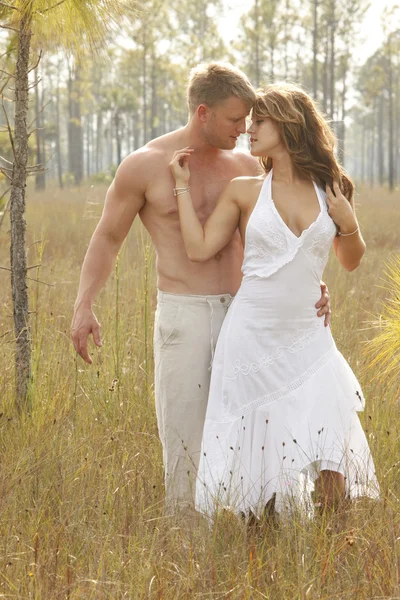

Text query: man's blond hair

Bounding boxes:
[187,62,256,115]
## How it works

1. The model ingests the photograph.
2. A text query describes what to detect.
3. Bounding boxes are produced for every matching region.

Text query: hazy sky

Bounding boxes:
[219,0,391,64]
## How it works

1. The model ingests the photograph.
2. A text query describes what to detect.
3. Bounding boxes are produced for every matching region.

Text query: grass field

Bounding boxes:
[0,183,399,599]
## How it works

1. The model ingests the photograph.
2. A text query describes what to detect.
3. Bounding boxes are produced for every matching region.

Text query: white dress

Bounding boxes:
[196,170,379,517]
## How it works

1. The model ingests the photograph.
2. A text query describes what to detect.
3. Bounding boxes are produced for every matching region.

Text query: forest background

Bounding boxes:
[1,0,400,598]
[1,0,399,192]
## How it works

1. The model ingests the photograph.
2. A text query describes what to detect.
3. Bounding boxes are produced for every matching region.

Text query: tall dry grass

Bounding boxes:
[0,183,399,599]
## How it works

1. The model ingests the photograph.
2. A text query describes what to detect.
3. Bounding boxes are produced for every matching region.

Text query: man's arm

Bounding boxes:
[71,152,147,363]
[316,282,331,327]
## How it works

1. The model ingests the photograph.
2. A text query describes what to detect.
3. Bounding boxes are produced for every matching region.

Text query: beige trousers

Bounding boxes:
[153,290,233,514]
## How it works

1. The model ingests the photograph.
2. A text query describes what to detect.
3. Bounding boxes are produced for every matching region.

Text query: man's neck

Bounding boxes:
[178,122,222,158]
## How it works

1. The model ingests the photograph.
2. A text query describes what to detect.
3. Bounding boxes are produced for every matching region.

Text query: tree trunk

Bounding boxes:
[395,73,399,186]
[68,64,83,185]
[255,0,260,87]
[322,37,328,112]
[369,105,375,188]
[89,113,94,176]
[329,0,335,120]
[96,112,102,173]
[55,72,63,189]
[142,30,148,144]
[151,49,158,140]
[114,110,122,165]
[106,113,113,167]
[34,67,45,190]
[134,112,140,150]
[312,0,318,99]
[85,116,90,178]
[378,94,384,185]
[10,9,32,409]
[283,0,290,79]
[361,118,366,183]
[388,39,394,191]
[40,78,46,187]
[270,41,275,82]
[338,67,347,165]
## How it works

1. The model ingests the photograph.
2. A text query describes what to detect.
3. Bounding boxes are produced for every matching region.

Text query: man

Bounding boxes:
[71,63,330,516]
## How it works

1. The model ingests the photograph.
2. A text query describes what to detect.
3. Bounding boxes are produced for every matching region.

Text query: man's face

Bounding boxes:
[201,96,250,150]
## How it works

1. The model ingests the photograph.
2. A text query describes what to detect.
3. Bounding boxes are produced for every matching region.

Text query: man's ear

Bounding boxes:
[197,104,209,123]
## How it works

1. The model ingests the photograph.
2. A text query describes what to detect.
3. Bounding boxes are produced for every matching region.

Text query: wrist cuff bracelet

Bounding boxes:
[338,226,359,237]
[173,187,190,197]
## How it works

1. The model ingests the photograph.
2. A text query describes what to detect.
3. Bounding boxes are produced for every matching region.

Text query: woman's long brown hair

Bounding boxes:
[253,83,354,203]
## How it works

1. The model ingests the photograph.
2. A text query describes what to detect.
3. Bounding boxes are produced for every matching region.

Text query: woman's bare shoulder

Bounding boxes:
[228,175,265,195]
[229,175,265,188]
[223,176,265,208]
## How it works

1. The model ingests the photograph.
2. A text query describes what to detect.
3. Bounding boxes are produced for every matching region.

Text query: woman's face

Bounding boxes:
[247,114,283,157]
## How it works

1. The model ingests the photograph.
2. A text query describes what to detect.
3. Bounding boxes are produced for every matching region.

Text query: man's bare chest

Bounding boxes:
[145,163,238,219]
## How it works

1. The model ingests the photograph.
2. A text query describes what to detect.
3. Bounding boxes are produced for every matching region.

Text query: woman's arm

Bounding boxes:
[169,148,241,262]
[326,182,366,272]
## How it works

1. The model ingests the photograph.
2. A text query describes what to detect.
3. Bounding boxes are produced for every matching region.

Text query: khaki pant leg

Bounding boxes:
[153,293,231,514]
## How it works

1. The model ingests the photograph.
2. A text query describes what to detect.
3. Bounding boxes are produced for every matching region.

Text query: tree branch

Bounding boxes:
[0,186,11,202]
[0,1,18,10]
[26,165,47,174]
[28,240,42,249]
[27,127,39,139]
[0,155,13,166]
[0,190,11,231]
[0,78,11,96]
[27,161,45,169]
[0,68,15,79]
[26,277,54,287]
[28,78,41,90]
[0,329,13,340]
[0,100,15,157]
[0,266,55,286]
[0,25,19,33]
[38,0,67,14]
[26,170,48,179]
[28,50,42,75]
[0,167,12,182]
[28,100,51,130]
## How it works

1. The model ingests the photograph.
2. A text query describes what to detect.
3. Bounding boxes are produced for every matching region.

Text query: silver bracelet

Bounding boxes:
[338,226,359,237]
[173,187,190,197]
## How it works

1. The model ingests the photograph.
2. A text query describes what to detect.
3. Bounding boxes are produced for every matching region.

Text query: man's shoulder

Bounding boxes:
[116,144,167,183]
[122,130,182,167]
[114,131,184,194]
[146,128,186,155]
[123,143,166,166]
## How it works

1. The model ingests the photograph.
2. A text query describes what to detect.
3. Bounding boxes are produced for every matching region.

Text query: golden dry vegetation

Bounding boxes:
[0,184,399,599]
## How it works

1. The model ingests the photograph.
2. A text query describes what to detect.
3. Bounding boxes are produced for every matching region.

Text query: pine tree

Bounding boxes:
[0,0,131,409]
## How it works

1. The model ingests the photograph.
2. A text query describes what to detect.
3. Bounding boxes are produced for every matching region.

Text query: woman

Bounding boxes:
[169,83,378,518]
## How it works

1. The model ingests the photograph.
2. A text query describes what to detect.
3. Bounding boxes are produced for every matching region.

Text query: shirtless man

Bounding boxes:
[71,62,331,516]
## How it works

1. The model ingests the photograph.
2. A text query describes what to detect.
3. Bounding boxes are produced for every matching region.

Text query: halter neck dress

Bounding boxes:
[196,170,379,517]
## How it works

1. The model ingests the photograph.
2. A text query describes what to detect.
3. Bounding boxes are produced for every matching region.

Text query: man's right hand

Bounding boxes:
[71,307,102,364]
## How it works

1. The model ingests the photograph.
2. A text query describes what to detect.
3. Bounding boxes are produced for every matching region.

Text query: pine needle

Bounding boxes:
[364,254,400,386]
